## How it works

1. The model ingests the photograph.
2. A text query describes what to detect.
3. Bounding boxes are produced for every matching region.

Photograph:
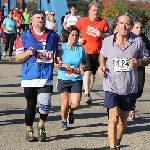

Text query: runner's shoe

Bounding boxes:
[13,46,16,50]
[9,57,12,61]
[61,121,68,131]
[85,95,92,104]
[37,123,46,142]
[3,52,6,57]
[25,130,35,142]
[128,110,135,120]
[116,145,120,150]
[67,112,74,124]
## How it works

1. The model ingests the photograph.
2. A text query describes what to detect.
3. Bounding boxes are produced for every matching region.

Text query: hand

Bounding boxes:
[27,47,34,56]
[6,28,11,32]
[56,57,63,66]
[80,64,85,71]
[62,64,71,70]
[78,37,85,46]
[95,29,101,37]
[98,66,106,77]
[128,58,138,67]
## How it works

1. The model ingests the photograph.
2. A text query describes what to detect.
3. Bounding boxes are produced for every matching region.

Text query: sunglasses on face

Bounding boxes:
[51,14,55,16]
[10,12,14,14]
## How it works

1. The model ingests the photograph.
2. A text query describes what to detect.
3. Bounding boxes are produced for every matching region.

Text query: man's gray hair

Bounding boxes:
[116,13,133,25]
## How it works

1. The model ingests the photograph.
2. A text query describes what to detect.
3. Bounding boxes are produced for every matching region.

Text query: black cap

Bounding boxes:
[31,9,46,17]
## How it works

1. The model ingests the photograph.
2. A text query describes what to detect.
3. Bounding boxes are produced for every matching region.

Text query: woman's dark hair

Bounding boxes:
[135,14,149,27]
[61,25,80,43]
[111,21,117,34]
[8,9,13,14]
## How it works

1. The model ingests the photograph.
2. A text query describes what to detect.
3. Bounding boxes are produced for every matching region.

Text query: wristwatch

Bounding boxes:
[138,59,142,66]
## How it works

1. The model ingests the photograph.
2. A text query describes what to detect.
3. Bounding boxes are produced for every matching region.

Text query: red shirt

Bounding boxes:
[75,17,109,54]
[15,12,23,26]
[0,27,5,38]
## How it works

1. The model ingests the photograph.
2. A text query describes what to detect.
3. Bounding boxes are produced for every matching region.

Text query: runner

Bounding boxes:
[75,2,109,104]
[14,8,23,36]
[63,6,80,29]
[0,25,5,60]
[15,9,62,142]
[98,13,149,150]
[45,11,49,20]
[56,25,86,131]
[2,9,16,61]
[22,8,30,31]
[46,11,58,32]
[129,14,150,120]
[0,8,4,26]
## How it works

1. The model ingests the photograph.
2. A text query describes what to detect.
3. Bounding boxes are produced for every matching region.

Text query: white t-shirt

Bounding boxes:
[64,14,80,27]
[46,20,58,30]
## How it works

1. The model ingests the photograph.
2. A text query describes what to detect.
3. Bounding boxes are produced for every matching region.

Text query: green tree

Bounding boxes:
[66,0,104,17]
[114,0,129,14]
[26,0,38,12]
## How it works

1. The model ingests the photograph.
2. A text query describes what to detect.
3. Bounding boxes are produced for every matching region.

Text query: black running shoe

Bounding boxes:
[67,112,74,124]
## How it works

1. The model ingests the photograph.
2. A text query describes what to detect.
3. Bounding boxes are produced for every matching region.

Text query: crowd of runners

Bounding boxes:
[0,2,150,150]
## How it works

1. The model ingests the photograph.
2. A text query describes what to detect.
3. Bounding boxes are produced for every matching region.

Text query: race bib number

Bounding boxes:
[66,66,80,77]
[36,50,53,63]
[113,58,132,72]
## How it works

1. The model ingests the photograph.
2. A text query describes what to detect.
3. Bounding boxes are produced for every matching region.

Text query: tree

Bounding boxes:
[26,1,38,12]
[101,8,118,18]
[114,0,129,14]
[66,0,104,17]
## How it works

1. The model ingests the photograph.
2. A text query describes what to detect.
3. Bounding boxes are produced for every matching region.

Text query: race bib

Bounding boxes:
[36,50,53,63]
[66,66,80,77]
[113,58,132,72]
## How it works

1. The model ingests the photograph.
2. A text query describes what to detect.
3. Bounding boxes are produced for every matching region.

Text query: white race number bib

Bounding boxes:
[66,66,80,77]
[113,58,132,72]
[36,50,53,63]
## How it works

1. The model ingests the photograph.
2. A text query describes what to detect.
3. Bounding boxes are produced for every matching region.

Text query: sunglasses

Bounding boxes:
[10,12,14,14]
[51,14,55,16]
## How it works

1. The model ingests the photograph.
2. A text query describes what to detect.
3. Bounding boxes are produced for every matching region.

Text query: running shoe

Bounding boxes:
[85,95,92,104]
[9,57,12,61]
[128,110,135,120]
[13,46,16,50]
[3,52,6,57]
[67,112,74,124]
[25,130,35,142]
[61,121,68,131]
[116,145,120,150]
[37,123,46,142]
